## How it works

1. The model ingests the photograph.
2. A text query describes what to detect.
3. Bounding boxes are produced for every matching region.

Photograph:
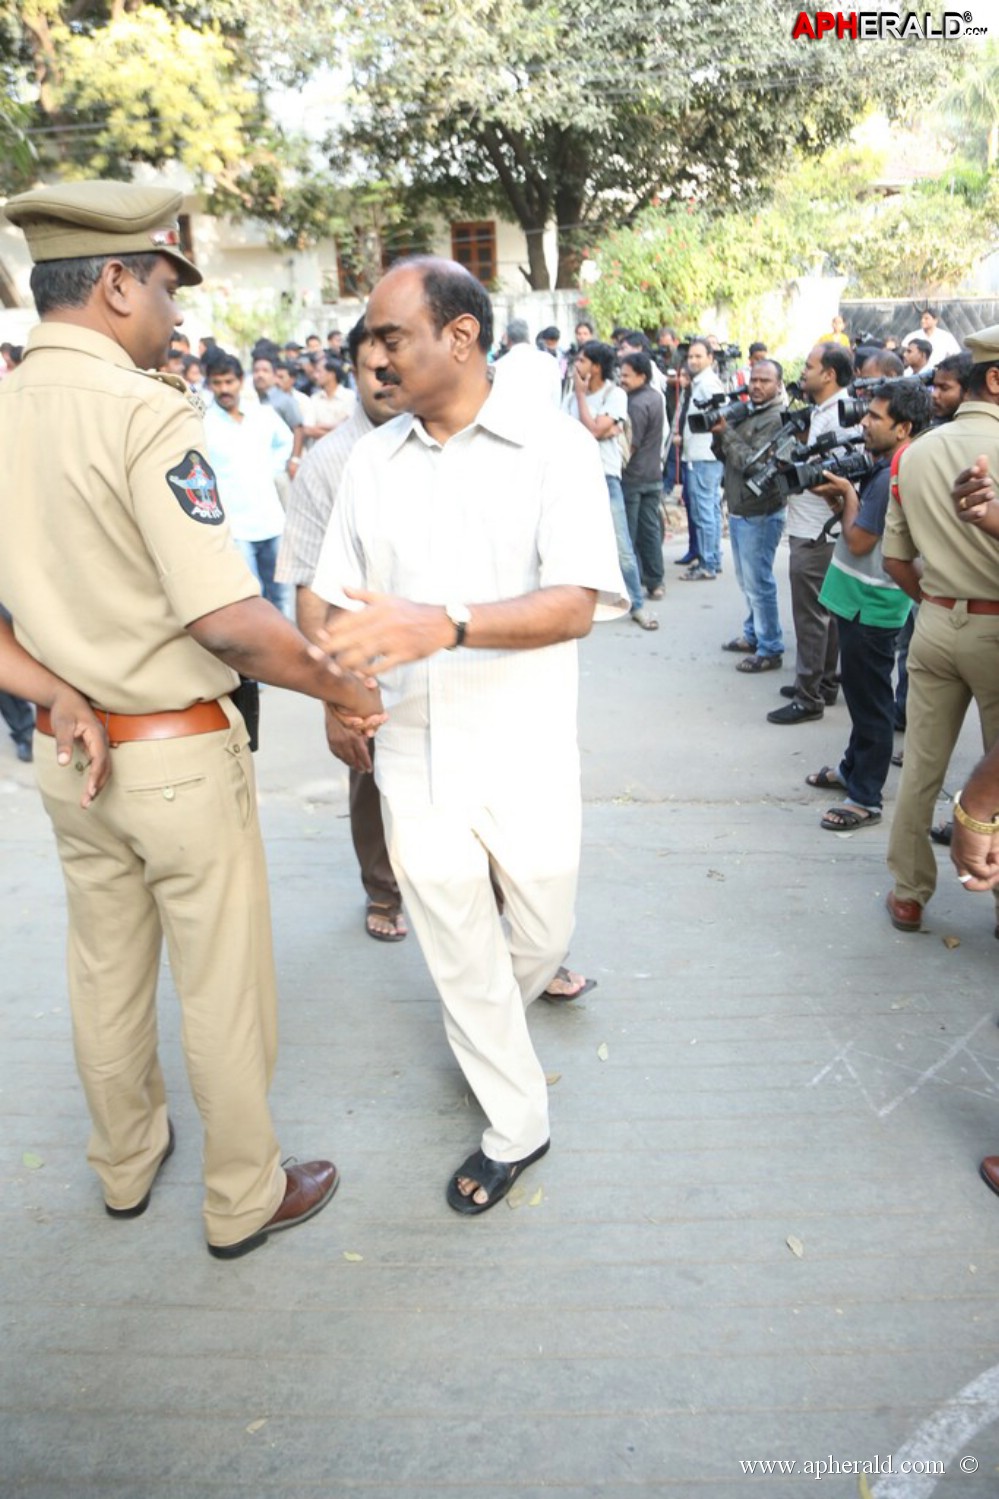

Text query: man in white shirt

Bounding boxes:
[768,342,859,724]
[491,318,562,409]
[204,353,291,612]
[565,340,658,629]
[902,308,961,369]
[303,356,356,443]
[312,257,626,1214]
[679,339,725,580]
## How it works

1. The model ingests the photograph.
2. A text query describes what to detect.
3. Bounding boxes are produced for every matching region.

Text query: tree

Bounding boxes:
[938,39,999,172]
[582,145,999,340]
[327,0,952,289]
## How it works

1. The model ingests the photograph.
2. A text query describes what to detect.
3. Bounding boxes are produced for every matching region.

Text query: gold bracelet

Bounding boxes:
[953,790,999,836]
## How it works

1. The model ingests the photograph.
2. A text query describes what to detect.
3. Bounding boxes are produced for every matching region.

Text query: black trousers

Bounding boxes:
[837,614,900,810]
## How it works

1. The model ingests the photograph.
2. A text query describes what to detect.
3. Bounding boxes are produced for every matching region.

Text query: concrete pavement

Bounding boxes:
[3,535,999,1498]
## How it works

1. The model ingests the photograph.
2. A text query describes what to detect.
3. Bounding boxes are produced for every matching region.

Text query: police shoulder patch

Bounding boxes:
[166,450,225,525]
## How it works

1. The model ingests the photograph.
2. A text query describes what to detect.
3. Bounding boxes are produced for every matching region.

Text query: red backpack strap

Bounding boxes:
[890,439,910,505]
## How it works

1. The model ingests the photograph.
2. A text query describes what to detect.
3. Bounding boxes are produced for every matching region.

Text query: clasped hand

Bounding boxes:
[318,590,454,676]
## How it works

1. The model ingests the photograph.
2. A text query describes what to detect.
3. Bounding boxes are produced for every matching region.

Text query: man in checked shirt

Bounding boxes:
[276,318,409,942]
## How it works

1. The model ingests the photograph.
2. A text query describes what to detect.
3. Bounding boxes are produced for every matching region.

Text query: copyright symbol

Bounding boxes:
[960,1455,979,1474]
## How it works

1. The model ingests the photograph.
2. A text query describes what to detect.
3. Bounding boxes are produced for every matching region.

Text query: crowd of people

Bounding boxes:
[4,173,999,1250]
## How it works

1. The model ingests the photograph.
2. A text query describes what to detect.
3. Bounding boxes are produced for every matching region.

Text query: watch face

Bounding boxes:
[447,603,472,626]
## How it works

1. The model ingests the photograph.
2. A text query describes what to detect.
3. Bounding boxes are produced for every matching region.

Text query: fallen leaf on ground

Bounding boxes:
[596,1042,609,1061]
[506,1186,526,1210]
[22,1152,44,1170]
[786,1235,805,1258]
[545,1071,561,1086]
[707,869,725,880]
[245,1419,268,1435]
[529,1188,543,1207]
[942,935,961,950]
[343,1251,364,1262]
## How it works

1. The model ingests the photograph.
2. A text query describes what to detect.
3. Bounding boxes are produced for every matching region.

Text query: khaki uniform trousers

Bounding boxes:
[34,700,285,1246]
[382,786,580,1162]
[888,601,999,911]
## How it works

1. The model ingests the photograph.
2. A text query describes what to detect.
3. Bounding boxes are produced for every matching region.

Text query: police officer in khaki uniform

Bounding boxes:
[882,325,999,934]
[0,181,383,1257]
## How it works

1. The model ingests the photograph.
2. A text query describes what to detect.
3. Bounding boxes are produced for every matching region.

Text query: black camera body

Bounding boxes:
[687,392,750,434]
[777,446,874,500]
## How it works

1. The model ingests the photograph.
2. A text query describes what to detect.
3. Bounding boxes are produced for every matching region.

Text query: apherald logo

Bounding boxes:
[792,10,985,38]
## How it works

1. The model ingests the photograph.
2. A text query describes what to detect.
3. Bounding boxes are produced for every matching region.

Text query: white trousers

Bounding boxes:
[382,788,581,1161]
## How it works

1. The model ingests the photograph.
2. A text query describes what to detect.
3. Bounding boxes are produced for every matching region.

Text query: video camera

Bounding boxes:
[776,445,874,500]
[744,406,813,498]
[838,369,933,427]
[687,391,750,434]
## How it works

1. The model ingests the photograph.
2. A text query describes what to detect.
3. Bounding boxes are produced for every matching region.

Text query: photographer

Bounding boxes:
[679,339,725,581]
[768,342,858,725]
[807,380,931,831]
[711,359,787,672]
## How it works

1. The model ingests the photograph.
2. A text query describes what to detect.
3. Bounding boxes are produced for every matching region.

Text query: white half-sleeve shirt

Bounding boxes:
[312,386,628,812]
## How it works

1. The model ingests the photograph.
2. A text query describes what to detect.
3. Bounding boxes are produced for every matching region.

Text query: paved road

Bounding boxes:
[3,536,999,1498]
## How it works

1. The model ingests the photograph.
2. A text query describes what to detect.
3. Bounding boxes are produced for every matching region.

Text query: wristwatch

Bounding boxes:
[444,602,471,648]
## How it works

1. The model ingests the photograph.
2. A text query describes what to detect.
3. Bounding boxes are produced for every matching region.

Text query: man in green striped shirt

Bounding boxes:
[810,380,932,830]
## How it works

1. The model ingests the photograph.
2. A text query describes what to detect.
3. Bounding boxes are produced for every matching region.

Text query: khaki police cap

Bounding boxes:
[4,180,202,287]
[964,324,999,364]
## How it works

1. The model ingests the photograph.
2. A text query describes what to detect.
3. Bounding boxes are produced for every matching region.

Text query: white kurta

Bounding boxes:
[312,385,626,1161]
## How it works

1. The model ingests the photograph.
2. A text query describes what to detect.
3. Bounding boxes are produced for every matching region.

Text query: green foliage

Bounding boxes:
[585,143,999,335]
[328,0,956,287]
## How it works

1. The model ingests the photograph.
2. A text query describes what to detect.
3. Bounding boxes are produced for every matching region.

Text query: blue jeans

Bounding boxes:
[237,536,287,615]
[686,460,723,574]
[606,476,644,612]
[728,511,786,658]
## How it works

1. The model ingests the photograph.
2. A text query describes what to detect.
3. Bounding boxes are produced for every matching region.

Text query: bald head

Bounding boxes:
[387,255,494,351]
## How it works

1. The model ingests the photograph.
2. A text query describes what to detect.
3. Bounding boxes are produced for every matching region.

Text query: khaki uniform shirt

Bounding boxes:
[883,403,999,600]
[0,323,259,712]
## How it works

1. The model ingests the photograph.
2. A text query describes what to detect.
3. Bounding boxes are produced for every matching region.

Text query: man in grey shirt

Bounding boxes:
[619,351,666,599]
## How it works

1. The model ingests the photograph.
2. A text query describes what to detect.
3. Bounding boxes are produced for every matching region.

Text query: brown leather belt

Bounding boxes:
[35,699,228,744]
[922,595,999,615]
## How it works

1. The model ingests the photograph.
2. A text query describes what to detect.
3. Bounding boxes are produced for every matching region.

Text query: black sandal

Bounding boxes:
[446,1140,550,1215]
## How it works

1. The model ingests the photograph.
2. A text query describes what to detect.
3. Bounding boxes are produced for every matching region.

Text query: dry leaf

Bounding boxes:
[22,1152,44,1170]
[528,1187,543,1207]
[343,1251,364,1262]
[506,1186,526,1210]
[596,1042,609,1061]
[545,1071,562,1086]
[786,1235,805,1258]
[245,1418,268,1435]
[942,935,961,950]
[707,869,725,881]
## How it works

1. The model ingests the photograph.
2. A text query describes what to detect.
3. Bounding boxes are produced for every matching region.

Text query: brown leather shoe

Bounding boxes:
[207,1160,340,1260]
[981,1158,999,1197]
[886,891,922,932]
[105,1119,175,1219]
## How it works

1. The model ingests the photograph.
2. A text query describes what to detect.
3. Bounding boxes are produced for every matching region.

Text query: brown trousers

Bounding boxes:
[349,741,401,914]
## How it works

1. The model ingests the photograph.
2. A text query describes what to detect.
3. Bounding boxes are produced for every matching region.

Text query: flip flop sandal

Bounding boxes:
[365,904,407,942]
[929,821,953,846]
[736,654,782,673]
[806,766,844,789]
[722,637,755,653]
[542,966,597,1002]
[821,805,882,831]
[446,1140,551,1215]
